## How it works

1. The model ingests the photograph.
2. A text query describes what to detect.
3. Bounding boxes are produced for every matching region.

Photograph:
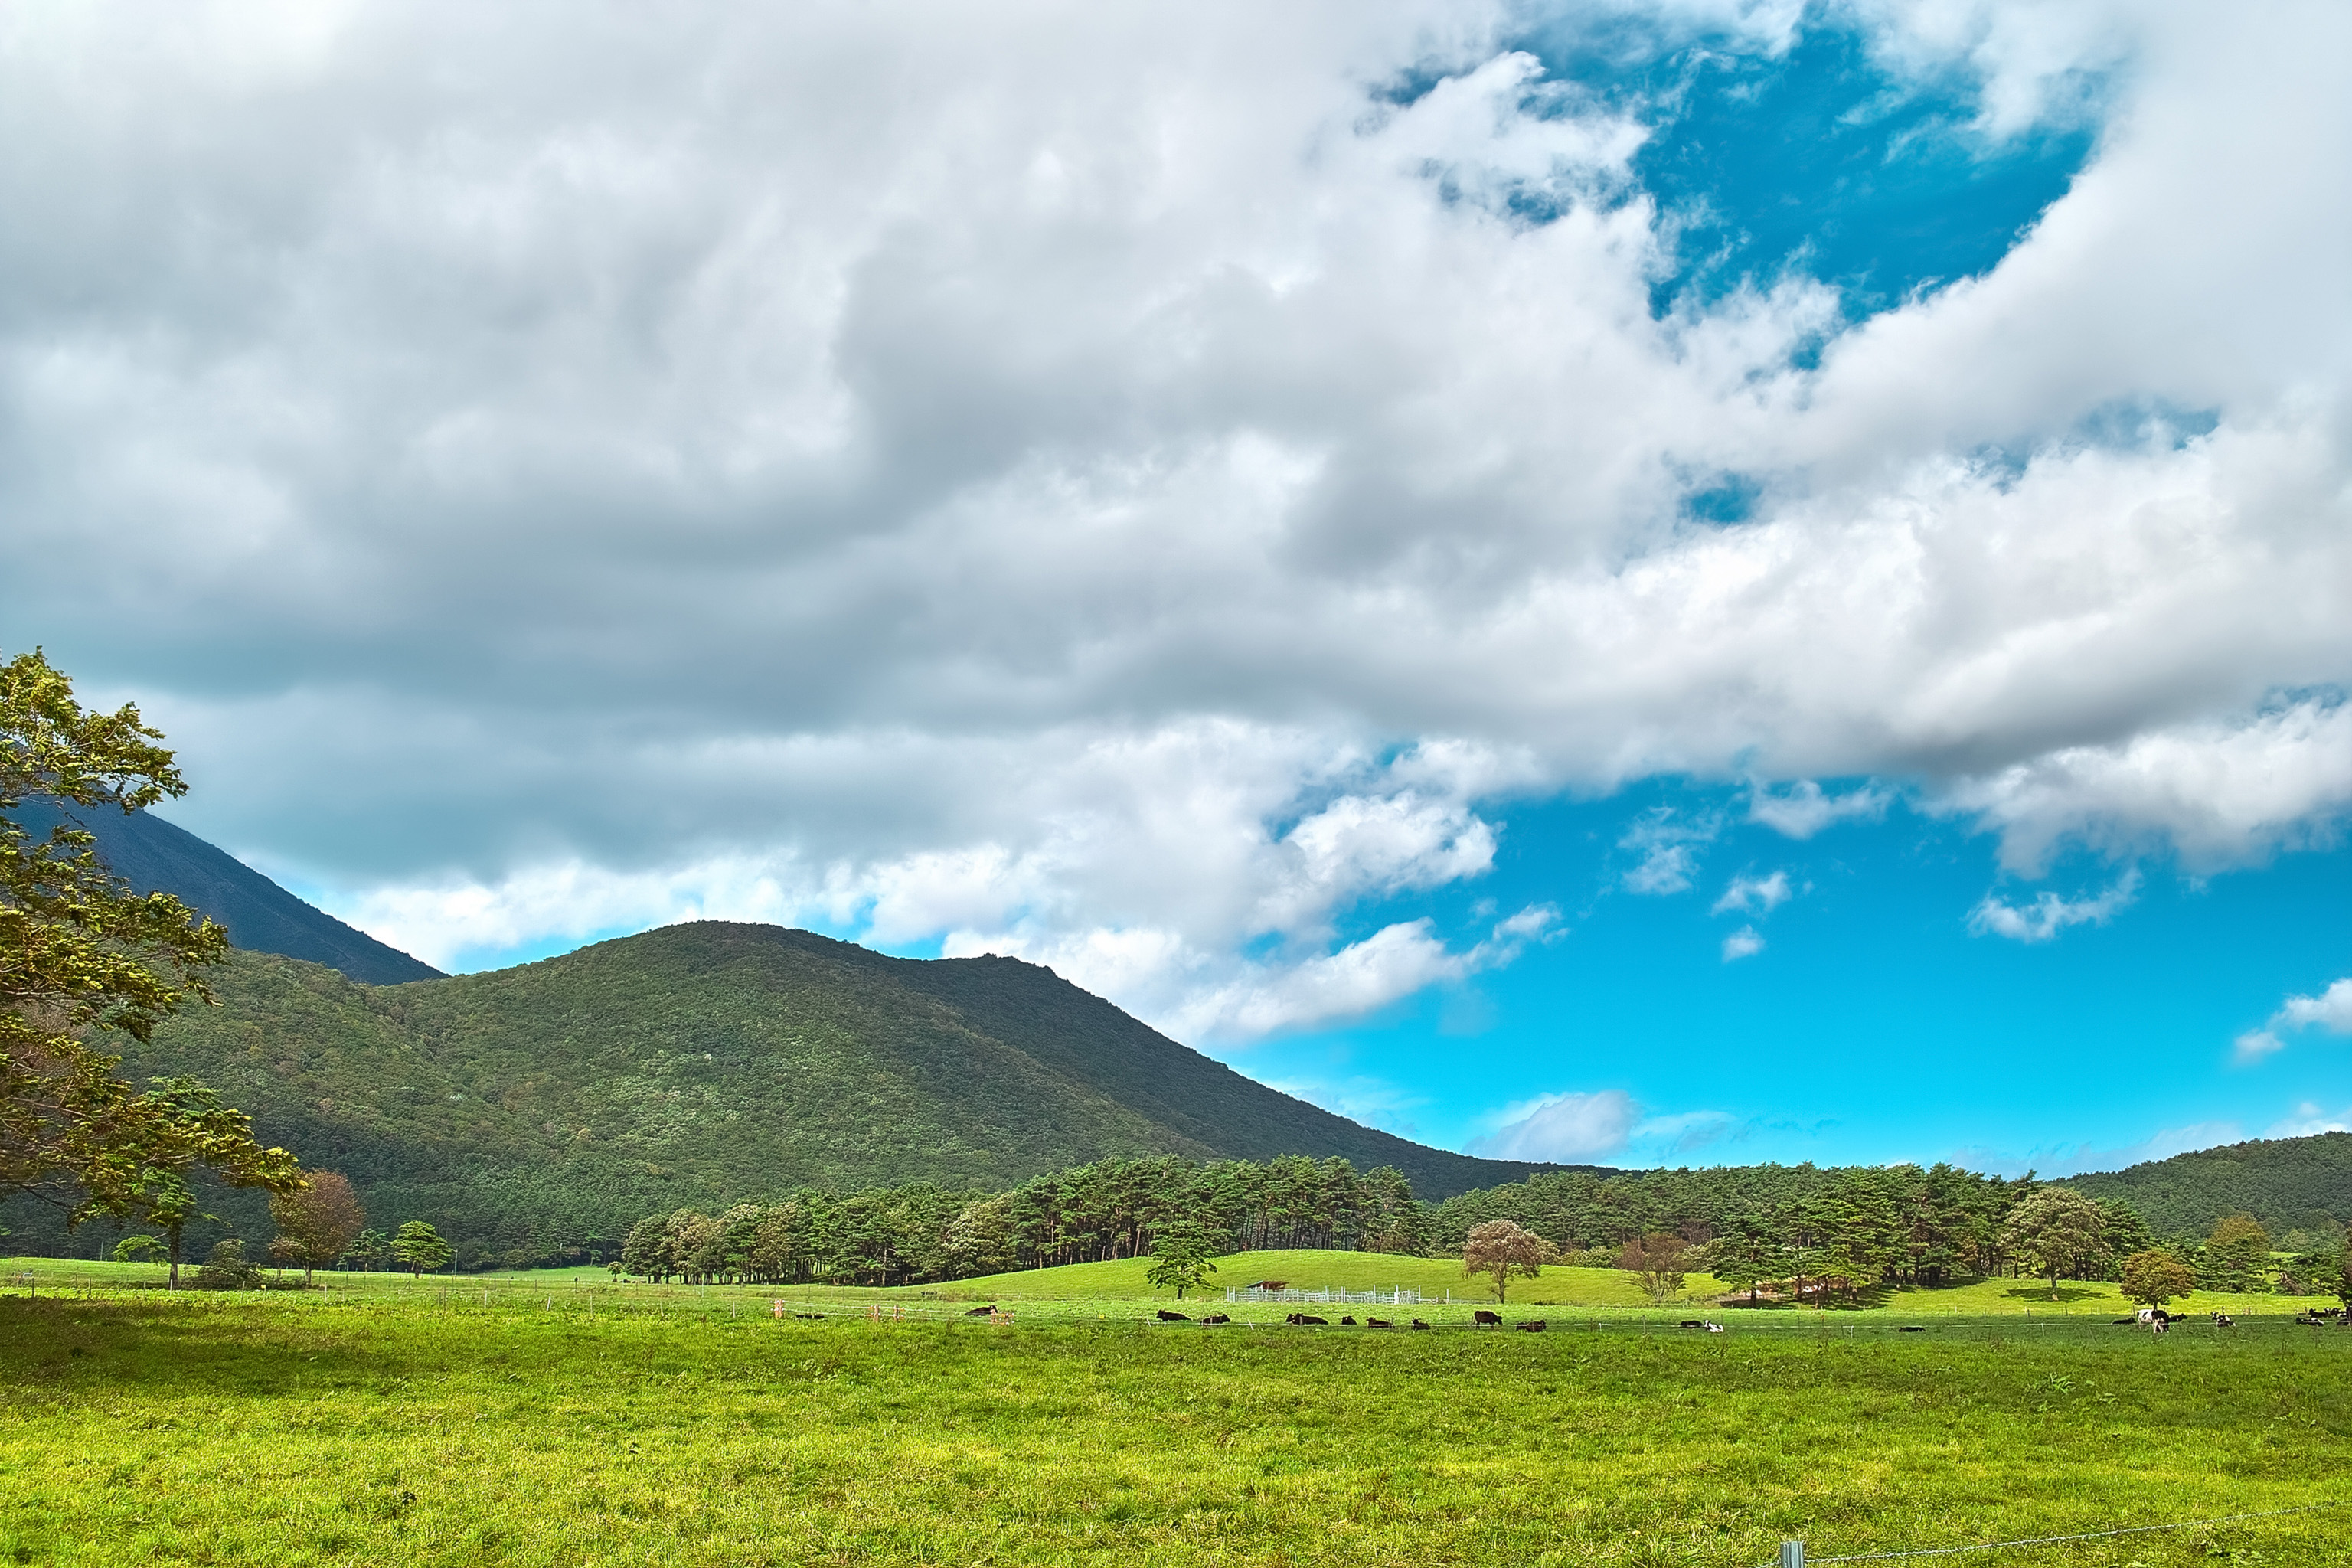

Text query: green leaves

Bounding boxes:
[2,648,299,1236]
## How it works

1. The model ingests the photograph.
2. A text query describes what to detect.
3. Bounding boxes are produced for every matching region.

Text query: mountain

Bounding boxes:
[2063,1132,2352,1241]
[2,922,1556,1259]
[11,799,441,985]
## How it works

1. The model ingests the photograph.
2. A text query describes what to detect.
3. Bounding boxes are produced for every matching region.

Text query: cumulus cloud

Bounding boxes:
[1720,925,1766,961]
[1748,782,1890,839]
[1966,869,2140,942]
[2,0,2349,1035]
[2233,977,2352,1062]
[1713,871,1793,916]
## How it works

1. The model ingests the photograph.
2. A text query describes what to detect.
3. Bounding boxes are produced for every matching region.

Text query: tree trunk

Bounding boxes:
[168,1224,182,1290]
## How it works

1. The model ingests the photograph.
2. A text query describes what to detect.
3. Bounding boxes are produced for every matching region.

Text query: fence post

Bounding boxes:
[1779,1541,1805,1568]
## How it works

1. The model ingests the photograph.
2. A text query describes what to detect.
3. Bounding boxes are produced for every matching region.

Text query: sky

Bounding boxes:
[2,0,2347,1177]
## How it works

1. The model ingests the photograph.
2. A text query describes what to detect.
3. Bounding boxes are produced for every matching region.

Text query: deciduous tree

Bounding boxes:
[1999,1187,2108,1296]
[2,651,300,1266]
[1617,1232,1692,1304]
[2119,1248,2197,1310]
[1463,1218,1553,1304]
[268,1171,366,1285]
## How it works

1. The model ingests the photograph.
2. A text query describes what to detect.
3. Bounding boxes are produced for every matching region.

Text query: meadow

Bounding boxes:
[5,1256,2348,1568]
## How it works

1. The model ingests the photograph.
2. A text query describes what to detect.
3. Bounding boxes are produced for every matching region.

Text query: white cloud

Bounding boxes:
[1966,869,2140,942]
[1469,1089,1742,1162]
[1471,1089,1642,1163]
[1713,870,1793,916]
[2,0,2349,1033]
[1748,782,1890,839]
[2234,976,2352,1062]
[2265,1101,2352,1139]
[1619,808,1722,896]
[1720,925,1766,961]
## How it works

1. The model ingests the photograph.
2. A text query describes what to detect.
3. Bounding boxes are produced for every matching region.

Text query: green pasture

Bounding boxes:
[5,1263,2351,1567]
[7,1251,2313,1328]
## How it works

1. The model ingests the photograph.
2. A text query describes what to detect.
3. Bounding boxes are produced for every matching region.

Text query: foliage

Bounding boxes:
[2,926,1527,1260]
[2119,1247,2197,1308]
[2200,1214,2274,1294]
[269,1171,367,1284]
[1999,1187,2109,1295]
[109,1234,162,1265]
[390,1220,453,1276]
[1615,1232,1691,1303]
[2,1285,2347,1567]
[346,1228,390,1272]
[193,1237,260,1290]
[0,651,299,1253]
[2065,1130,2352,1240]
[609,1157,1427,1288]
[1462,1219,1553,1303]
[1143,1220,1220,1299]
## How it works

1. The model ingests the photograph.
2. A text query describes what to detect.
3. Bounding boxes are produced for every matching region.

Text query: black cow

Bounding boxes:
[1514,1320,1546,1333]
[1899,1326,1926,1333]
[1679,1319,1704,1328]
[964,1305,996,1317]
[1473,1309,1503,1326]
[1341,1315,1357,1325]
[1410,1319,1431,1330]
[1286,1312,1328,1326]
[1365,1317,1391,1328]
[2212,1313,2235,1327]
[1156,1309,1190,1322]
[1200,1313,1231,1325]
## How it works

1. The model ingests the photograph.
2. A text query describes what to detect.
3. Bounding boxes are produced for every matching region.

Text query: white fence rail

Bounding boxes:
[1223,1285,1426,1305]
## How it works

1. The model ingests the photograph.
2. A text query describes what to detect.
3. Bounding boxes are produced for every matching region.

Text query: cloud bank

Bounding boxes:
[1,0,2347,1040]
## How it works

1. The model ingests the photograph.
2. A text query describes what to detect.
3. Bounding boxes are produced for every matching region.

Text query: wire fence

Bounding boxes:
[1769,1501,2346,1566]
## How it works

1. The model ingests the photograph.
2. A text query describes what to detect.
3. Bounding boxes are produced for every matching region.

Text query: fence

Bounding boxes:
[1224,1285,1425,1305]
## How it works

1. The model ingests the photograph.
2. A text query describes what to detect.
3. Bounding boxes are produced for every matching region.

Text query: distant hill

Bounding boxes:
[11,799,440,985]
[2063,1132,2352,1240]
[2,922,1556,1259]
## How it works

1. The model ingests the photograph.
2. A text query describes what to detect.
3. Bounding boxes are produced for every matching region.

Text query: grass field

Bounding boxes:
[5,1256,2350,1567]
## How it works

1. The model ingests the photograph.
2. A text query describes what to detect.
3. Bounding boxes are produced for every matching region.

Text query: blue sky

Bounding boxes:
[9,1,2350,1176]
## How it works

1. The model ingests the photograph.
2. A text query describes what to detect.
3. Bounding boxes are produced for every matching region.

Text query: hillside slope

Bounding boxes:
[5,922,1551,1259]
[13,799,441,984]
[2063,1132,2352,1239]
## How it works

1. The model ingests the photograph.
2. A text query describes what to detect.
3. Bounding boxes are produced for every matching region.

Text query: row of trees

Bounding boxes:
[107,1168,458,1285]
[616,1155,1426,1285]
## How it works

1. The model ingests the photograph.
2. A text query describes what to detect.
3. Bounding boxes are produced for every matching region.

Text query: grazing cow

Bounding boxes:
[1365,1318,1391,1328]
[1200,1313,1231,1325]
[1899,1326,1926,1333]
[1157,1309,1190,1322]
[964,1305,996,1317]
[1679,1319,1704,1329]
[1473,1309,1503,1326]
[1514,1320,1546,1333]
[1341,1316,1357,1326]
[1410,1319,1431,1330]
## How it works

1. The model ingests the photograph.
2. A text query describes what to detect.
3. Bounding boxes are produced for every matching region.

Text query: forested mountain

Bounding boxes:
[2063,1132,2352,1240]
[1,922,1554,1260]
[11,798,440,985]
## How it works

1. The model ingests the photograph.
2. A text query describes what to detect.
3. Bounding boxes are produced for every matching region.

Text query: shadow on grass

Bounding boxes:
[1999,1285,2108,1305]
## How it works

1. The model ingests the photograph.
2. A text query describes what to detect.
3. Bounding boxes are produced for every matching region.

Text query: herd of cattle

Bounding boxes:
[1147,1307,1559,1331]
